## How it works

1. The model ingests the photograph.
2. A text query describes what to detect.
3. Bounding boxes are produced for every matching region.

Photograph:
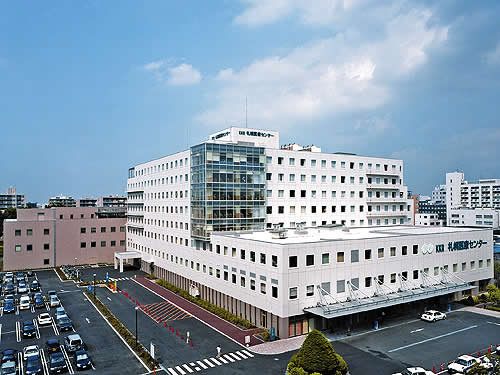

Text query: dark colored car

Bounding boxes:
[3,283,14,294]
[47,290,57,297]
[74,350,91,370]
[0,350,17,365]
[34,296,44,309]
[3,301,15,314]
[48,352,67,374]
[23,321,36,338]
[31,280,40,291]
[56,317,73,332]
[46,339,61,354]
[25,355,42,375]
[0,361,17,375]
[27,270,34,277]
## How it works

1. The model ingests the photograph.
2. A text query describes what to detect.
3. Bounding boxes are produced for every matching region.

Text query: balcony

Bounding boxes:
[366,211,408,217]
[366,183,401,190]
[365,170,401,177]
[366,197,406,203]
[127,222,144,229]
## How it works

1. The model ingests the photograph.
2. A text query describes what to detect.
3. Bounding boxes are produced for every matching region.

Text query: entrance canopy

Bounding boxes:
[304,269,475,319]
[114,251,142,273]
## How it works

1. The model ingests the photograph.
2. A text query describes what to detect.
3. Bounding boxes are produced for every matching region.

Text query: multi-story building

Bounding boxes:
[48,195,76,207]
[0,188,26,209]
[97,195,127,208]
[415,213,444,226]
[77,198,97,207]
[419,198,447,221]
[4,207,126,270]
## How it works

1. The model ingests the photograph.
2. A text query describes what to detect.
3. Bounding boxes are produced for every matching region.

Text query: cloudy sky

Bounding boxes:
[1,1,500,203]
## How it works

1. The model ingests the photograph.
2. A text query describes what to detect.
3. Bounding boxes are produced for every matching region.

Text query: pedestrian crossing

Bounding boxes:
[110,277,131,281]
[167,350,254,374]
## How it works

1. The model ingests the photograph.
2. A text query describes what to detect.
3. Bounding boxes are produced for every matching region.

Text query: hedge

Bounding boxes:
[486,305,500,312]
[153,279,255,329]
[84,291,157,370]
[55,267,68,281]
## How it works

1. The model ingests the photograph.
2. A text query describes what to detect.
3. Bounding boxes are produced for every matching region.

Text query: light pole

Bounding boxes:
[93,273,96,299]
[135,306,139,346]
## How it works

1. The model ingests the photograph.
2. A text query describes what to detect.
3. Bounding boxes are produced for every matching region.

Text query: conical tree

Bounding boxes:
[288,329,348,375]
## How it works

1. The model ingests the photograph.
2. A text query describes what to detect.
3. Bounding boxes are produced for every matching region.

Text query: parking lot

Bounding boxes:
[0,269,146,375]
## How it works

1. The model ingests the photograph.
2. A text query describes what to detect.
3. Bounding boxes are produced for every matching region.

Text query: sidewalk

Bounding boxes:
[461,305,500,318]
[134,276,264,347]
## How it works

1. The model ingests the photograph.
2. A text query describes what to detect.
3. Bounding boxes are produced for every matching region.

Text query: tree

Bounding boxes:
[495,262,500,283]
[287,329,348,375]
[466,363,489,375]
[486,284,500,305]
[0,207,17,238]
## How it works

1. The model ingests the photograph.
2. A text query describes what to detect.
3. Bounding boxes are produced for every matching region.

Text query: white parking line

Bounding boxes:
[40,348,49,375]
[16,321,21,342]
[34,318,41,339]
[388,325,478,353]
[410,328,424,333]
[61,345,75,374]
[487,321,500,327]
[0,323,2,344]
[196,360,207,369]
[51,317,59,336]
[18,352,24,375]
[0,307,3,317]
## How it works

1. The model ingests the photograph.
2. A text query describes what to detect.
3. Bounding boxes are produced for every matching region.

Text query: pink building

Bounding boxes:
[4,207,126,270]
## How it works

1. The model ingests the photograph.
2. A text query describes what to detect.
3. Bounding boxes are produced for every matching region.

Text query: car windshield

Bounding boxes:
[60,317,70,323]
[51,354,64,364]
[401,370,412,375]
[26,359,40,370]
[25,348,38,355]
[456,359,469,366]
[24,324,34,330]
[1,363,16,374]
[76,353,88,361]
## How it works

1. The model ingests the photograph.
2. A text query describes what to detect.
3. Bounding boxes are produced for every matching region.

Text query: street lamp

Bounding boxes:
[135,306,139,346]
[93,273,96,299]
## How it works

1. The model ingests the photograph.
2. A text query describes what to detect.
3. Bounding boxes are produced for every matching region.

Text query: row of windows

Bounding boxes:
[128,174,189,191]
[266,173,399,185]
[80,240,125,248]
[214,245,279,267]
[80,226,125,234]
[15,228,50,236]
[14,243,50,252]
[58,213,96,220]
[267,217,409,228]
[134,157,189,177]
[289,259,492,299]
[127,232,190,246]
[269,190,403,199]
[268,157,399,172]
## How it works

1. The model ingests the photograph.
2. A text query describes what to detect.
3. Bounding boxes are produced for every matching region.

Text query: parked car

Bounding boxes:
[48,352,67,374]
[20,295,31,310]
[50,295,60,308]
[47,290,57,297]
[393,368,434,375]
[64,334,84,352]
[27,270,34,277]
[25,355,42,375]
[18,281,28,293]
[0,360,17,375]
[74,349,92,370]
[3,295,14,303]
[34,296,44,309]
[3,283,14,294]
[23,345,39,361]
[447,354,492,374]
[46,339,61,354]
[3,301,15,314]
[23,321,36,338]
[56,317,73,332]
[0,350,17,364]
[420,310,446,322]
[16,273,25,283]
[37,313,52,326]
[55,307,67,320]
[30,280,40,292]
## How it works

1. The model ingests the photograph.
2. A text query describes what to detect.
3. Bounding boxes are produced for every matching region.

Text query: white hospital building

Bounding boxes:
[122,127,493,338]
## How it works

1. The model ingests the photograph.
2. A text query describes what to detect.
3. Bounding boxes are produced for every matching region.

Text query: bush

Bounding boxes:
[55,267,68,281]
[486,305,500,312]
[478,293,489,303]
[154,279,255,329]
[287,330,348,375]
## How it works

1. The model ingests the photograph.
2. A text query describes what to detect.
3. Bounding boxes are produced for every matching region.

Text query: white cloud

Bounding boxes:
[484,42,500,65]
[141,61,201,86]
[197,6,448,129]
[167,64,201,86]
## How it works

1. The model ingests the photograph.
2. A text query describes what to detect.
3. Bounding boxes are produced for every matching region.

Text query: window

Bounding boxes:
[101,227,106,233]
[241,277,246,287]
[365,277,371,287]
[289,256,298,268]
[120,226,125,232]
[278,174,284,181]
[44,243,49,250]
[453,263,458,272]
[15,229,21,236]
[91,242,96,248]
[120,240,125,246]
[289,287,298,299]
[111,227,116,233]
[289,174,295,182]
[306,285,314,296]
[15,245,21,252]
[27,229,33,236]
[365,249,372,260]
[278,206,284,214]
[311,160,317,167]
[91,227,96,233]
[272,286,278,298]
[266,173,272,181]
[402,246,408,256]
[111,241,116,247]
[260,253,266,264]
[337,280,345,293]
[278,157,283,165]
[479,260,483,268]
[224,271,228,281]
[351,249,359,263]
[470,261,475,270]
[232,274,236,284]
[44,228,50,235]
[260,283,266,294]
[337,252,344,262]
[321,282,330,293]
[80,227,86,234]
[391,273,396,283]
[250,279,256,290]
[378,275,384,284]
[413,245,418,254]
[413,270,419,279]
[80,242,86,248]
[331,161,336,168]
[306,254,314,266]
[101,241,106,247]
[250,251,256,262]
[378,248,384,258]
[240,249,246,260]
[390,247,396,256]
[289,158,295,166]
[232,247,236,257]
[272,255,278,267]
[322,253,329,264]
[462,262,466,271]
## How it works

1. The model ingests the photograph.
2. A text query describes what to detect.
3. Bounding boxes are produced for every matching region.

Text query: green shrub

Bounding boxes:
[288,330,348,375]
[289,367,309,375]
[55,267,68,281]
[486,305,500,312]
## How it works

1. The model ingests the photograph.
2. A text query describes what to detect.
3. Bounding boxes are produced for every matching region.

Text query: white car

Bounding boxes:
[23,345,40,360]
[420,310,446,322]
[37,313,52,326]
[447,355,492,374]
[19,295,31,310]
[392,367,434,375]
[50,295,60,307]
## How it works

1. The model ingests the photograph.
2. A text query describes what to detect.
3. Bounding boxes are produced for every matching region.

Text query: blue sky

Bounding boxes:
[1,0,500,203]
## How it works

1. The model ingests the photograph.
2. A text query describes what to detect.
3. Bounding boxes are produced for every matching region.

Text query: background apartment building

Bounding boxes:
[4,207,126,270]
[48,195,76,207]
[0,187,26,209]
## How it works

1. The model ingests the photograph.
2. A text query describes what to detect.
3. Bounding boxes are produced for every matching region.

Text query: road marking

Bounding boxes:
[0,323,2,344]
[18,352,24,375]
[236,350,249,359]
[487,321,500,327]
[223,354,235,362]
[40,348,49,375]
[410,328,424,333]
[175,365,186,374]
[51,316,59,336]
[86,317,91,324]
[242,350,254,358]
[167,368,178,375]
[61,345,75,374]
[196,361,207,369]
[182,364,194,373]
[107,297,112,301]
[388,325,478,353]
[203,359,215,368]
[218,356,228,364]
[16,320,21,342]
[34,318,41,339]
[229,352,242,361]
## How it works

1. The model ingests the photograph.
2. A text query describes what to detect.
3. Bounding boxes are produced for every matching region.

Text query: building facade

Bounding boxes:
[0,188,26,209]
[415,213,445,226]
[4,207,126,270]
[97,195,127,208]
[48,196,76,207]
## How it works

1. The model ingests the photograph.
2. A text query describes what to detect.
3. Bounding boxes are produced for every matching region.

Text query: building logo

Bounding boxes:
[422,243,433,255]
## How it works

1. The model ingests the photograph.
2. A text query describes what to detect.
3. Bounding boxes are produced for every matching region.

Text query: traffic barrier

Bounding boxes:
[440,364,444,371]
[433,366,436,373]
[164,322,167,328]
[478,351,481,357]
[176,330,178,336]
[190,341,193,348]
[181,334,183,340]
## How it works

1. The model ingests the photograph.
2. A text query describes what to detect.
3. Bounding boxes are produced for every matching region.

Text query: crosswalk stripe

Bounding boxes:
[236,350,249,359]
[175,365,186,375]
[167,368,178,375]
[210,357,222,366]
[194,368,200,372]
[182,364,194,373]
[242,350,254,358]
[196,361,207,369]
[223,354,235,363]
[229,352,242,361]
[218,356,228,364]
[203,359,215,368]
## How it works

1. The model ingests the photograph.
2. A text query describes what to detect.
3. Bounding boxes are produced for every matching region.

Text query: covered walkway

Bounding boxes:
[113,251,142,272]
